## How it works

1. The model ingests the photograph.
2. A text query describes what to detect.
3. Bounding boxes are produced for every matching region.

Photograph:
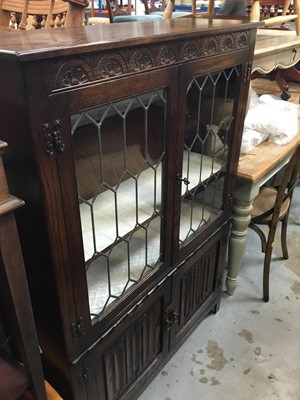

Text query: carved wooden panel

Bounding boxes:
[84,285,169,400]
[170,223,229,347]
[103,308,162,400]
[50,30,251,92]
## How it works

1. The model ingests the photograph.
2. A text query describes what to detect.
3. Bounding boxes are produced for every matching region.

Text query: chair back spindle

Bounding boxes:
[0,0,87,30]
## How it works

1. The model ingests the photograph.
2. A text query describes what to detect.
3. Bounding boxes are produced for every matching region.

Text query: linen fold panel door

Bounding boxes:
[180,67,237,246]
[71,90,166,319]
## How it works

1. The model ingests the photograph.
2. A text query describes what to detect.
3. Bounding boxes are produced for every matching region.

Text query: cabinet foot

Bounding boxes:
[211,299,221,314]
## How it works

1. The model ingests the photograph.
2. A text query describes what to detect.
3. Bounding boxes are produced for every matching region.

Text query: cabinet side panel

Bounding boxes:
[0,58,74,392]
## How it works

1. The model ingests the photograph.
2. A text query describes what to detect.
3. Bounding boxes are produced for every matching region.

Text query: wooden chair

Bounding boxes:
[0,0,66,29]
[0,0,87,30]
[163,0,214,19]
[144,0,166,13]
[143,0,190,18]
[64,0,88,27]
[249,145,300,302]
[88,0,110,24]
[246,0,292,19]
[248,0,300,35]
[105,0,163,23]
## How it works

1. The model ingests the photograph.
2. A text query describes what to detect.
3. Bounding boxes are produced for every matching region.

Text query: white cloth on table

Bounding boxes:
[241,89,299,154]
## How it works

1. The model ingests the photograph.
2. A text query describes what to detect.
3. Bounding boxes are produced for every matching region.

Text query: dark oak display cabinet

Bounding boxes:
[0,17,259,400]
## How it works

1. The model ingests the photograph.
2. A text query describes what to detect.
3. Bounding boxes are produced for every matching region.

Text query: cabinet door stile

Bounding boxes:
[28,63,88,358]
[50,91,92,353]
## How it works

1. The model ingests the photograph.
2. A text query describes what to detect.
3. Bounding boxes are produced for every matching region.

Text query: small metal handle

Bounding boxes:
[177,174,190,186]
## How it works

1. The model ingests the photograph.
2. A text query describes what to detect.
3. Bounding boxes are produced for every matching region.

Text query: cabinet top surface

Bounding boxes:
[0,17,257,61]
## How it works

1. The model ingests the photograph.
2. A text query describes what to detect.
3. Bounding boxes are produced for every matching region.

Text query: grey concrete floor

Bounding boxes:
[137,184,300,400]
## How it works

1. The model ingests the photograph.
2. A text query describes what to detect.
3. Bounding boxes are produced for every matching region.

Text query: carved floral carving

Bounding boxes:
[97,53,127,79]
[236,33,248,48]
[61,66,89,87]
[132,51,154,72]
[203,37,218,55]
[220,34,234,52]
[101,58,124,78]
[53,58,94,89]
[158,45,178,65]
[181,41,199,60]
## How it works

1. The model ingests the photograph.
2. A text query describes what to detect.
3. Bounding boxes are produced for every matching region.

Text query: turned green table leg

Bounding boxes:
[226,198,253,295]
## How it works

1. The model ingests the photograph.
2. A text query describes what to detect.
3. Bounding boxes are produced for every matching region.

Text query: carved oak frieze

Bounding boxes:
[51,30,250,91]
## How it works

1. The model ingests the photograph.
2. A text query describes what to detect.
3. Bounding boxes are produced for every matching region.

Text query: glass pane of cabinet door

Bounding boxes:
[70,88,167,321]
[179,66,240,247]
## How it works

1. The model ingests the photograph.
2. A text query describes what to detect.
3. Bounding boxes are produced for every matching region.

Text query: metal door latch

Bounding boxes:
[177,174,190,186]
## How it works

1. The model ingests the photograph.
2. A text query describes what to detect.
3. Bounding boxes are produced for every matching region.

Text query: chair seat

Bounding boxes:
[113,14,163,22]
[88,17,110,24]
[251,185,290,220]
[150,10,192,18]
